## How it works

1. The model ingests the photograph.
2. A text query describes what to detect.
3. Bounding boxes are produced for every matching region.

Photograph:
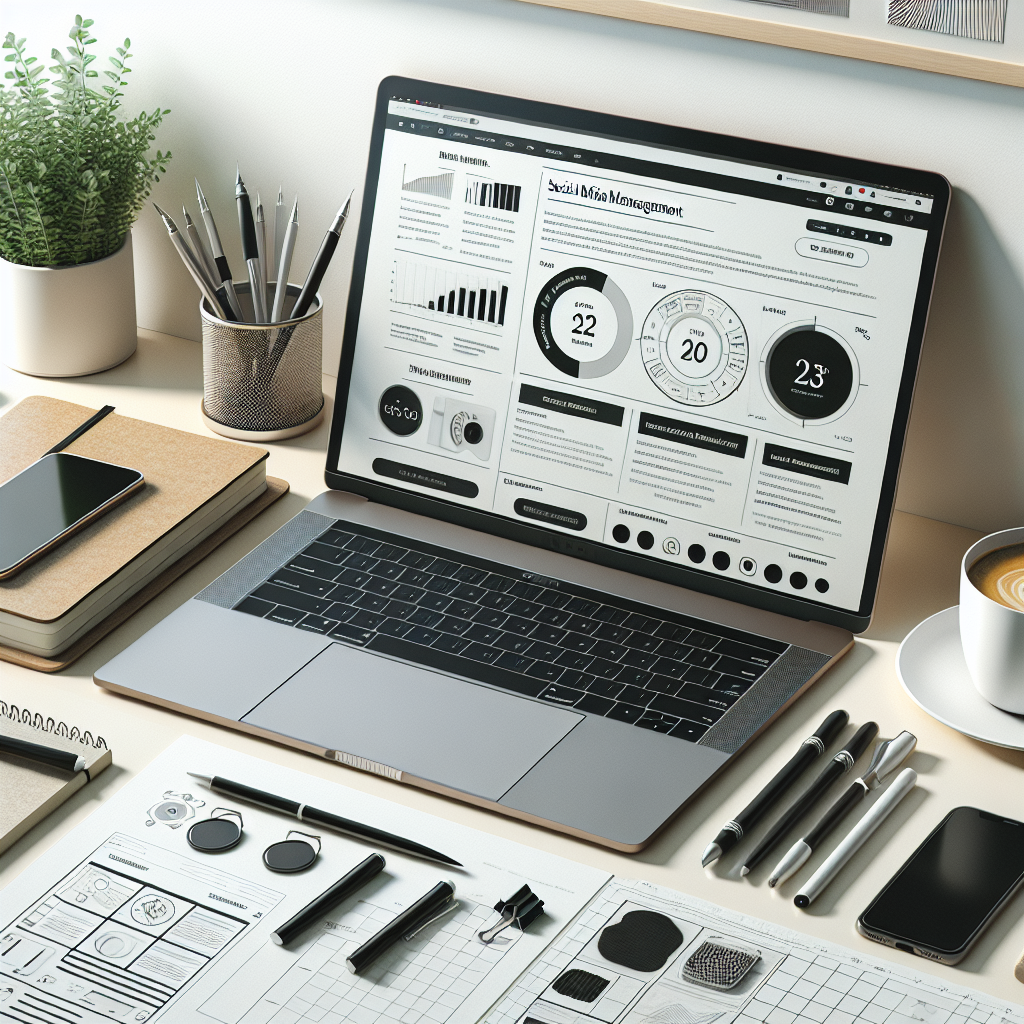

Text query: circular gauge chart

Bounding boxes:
[641,290,748,406]
[762,324,857,422]
[533,267,633,379]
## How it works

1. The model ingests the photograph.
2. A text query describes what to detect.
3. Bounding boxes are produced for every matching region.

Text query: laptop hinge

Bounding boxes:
[326,749,403,781]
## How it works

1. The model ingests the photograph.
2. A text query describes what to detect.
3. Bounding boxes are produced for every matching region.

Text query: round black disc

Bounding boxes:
[766,329,854,420]
[187,817,241,853]
[378,385,423,436]
[263,839,318,873]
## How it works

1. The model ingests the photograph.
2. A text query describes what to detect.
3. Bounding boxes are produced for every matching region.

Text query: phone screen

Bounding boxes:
[860,806,1024,956]
[0,453,143,574]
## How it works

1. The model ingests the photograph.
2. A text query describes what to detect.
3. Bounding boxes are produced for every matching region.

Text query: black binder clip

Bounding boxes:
[478,885,545,944]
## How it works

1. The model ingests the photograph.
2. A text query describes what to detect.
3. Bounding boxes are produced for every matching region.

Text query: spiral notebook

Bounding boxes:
[0,702,112,854]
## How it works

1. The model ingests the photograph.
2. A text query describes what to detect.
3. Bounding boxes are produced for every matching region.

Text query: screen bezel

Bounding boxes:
[325,75,950,634]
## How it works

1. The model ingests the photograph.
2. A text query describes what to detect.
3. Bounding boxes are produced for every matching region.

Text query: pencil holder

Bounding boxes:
[199,281,324,441]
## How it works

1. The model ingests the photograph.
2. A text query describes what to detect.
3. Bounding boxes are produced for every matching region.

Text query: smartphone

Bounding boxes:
[0,452,144,579]
[857,806,1024,965]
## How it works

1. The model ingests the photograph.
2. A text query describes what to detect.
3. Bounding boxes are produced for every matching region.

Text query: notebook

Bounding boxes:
[0,701,112,854]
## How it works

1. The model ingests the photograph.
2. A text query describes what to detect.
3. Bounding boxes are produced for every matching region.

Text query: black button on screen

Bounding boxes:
[514,498,587,531]
[764,564,782,583]
[372,458,478,498]
[378,385,422,436]
[790,572,808,589]
[463,421,483,445]
[712,551,730,571]
[612,524,630,544]
[637,531,654,550]
[688,544,706,564]
[815,578,830,593]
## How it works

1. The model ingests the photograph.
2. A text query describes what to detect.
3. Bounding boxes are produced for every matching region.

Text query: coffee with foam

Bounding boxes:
[968,542,1024,612]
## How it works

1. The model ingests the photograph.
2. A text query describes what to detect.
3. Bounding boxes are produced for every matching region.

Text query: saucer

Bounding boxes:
[896,605,1024,750]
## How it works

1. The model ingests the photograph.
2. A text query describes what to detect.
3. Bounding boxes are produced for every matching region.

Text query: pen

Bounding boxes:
[346,880,456,974]
[255,191,270,315]
[0,733,85,773]
[270,198,298,323]
[702,709,848,867]
[153,205,236,321]
[271,853,385,947]
[182,206,218,285]
[235,169,267,323]
[794,767,918,908]
[195,178,243,321]
[273,185,285,284]
[290,190,353,320]
[741,721,879,875]
[186,773,462,867]
[44,404,115,455]
[768,731,916,887]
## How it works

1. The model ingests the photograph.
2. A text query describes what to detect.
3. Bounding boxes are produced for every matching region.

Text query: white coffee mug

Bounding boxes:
[959,526,1024,714]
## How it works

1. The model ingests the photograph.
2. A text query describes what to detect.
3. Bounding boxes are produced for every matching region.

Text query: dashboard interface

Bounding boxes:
[331,80,946,625]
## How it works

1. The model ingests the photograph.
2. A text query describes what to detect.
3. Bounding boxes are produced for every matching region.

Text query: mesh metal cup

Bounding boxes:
[200,282,323,439]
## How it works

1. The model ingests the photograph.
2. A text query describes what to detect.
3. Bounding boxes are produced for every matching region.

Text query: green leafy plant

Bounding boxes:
[0,15,170,267]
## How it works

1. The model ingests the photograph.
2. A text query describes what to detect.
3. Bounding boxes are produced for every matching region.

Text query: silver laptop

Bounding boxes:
[95,77,948,851]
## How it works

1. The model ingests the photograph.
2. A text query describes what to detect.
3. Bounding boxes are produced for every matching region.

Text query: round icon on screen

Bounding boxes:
[379,385,423,436]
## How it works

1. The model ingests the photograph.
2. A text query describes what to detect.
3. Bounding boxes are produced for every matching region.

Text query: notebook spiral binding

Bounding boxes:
[0,701,107,749]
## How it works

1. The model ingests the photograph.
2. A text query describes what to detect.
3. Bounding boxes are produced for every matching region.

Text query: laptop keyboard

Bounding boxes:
[231,521,787,743]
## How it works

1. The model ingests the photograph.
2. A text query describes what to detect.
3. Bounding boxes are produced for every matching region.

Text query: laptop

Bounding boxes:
[95,77,948,851]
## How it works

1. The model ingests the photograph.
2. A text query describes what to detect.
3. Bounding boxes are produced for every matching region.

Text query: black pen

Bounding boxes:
[272,853,385,947]
[290,190,353,320]
[740,721,879,875]
[0,733,85,773]
[235,168,267,323]
[187,773,461,867]
[195,178,243,321]
[702,709,848,867]
[346,880,456,974]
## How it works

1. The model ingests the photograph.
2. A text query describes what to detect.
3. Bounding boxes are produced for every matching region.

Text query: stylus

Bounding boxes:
[273,185,286,287]
[187,773,462,867]
[270,197,299,323]
[271,853,386,946]
[255,191,270,315]
[701,710,849,867]
[741,721,879,875]
[768,731,916,888]
[182,207,218,285]
[195,177,244,321]
[794,766,918,908]
[290,190,353,320]
[235,168,268,323]
[0,733,85,773]
[45,404,116,455]
[345,880,457,974]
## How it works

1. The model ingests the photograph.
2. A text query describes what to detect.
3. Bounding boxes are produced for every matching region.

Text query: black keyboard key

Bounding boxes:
[466,624,502,645]
[463,643,502,665]
[606,702,645,723]
[320,528,354,548]
[501,615,535,636]
[577,693,616,716]
[616,667,652,688]
[326,584,360,606]
[685,649,720,669]
[453,583,486,603]
[390,584,425,604]
[564,596,601,616]
[363,577,399,597]
[473,608,508,629]
[593,605,629,624]
[509,581,543,600]
[478,591,516,611]
[559,632,596,653]
[535,589,571,608]
[400,550,435,569]
[253,584,332,616]
[266,606,305,625]
[495,632,534,654]
[594,622,630,643]
[433,633,471,654]
[645,674,681,696]
[648,693,723,726]
[655,640,689,661]
[539,684,584,706]
[337,568,372,588]
[530,623,567,645]
[407,607,444,628]
[624,632,662,653]
[714,637,778,666]
[350,610,386,630]
[355,592,390,613]
[507,598,541,618]
[343,552,379,572]
[621,649,659,671]
[383,600,417,619]
[325,602,359,623]
[587,658,621,680]
[653,657,687,679]
[305,541,346,564]
[715,655,766,681]
[587,678,623,698]
[370,560,405,581]
[496,651,534,674]
[375,543,407,562]
[437,616,473,636]
[344,535,380,554]
[446,599,478,619]
[329,622,374,645]
[526,641,562,662]
[617,683,651,706]
[454,564,489,584]
[678,683,737,710]
[716,674,753,697]
[398,567,431,588]
[670,720,709,742]
[535,606,572,627]
[526,662,563,682]
[482,573,515,592]
[654,621,691,643]
[417,592,452,612]
[287,555,340,580]
[591,640,627,662]
[636,713,679,733]
[426,557,459,576]
[556,650,593,671]
[566,615,600,635]
[687,629,719,650]
[683,665,718,686]
[235,596,274,617]
[404,626,441,646]
[296,615,338,634]
[623,613,659,632]
[424,576,460,595]
[378,618,414,638]
[559,670,594,689]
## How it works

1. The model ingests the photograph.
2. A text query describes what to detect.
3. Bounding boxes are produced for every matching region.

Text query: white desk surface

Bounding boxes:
[2,331,1022,1002]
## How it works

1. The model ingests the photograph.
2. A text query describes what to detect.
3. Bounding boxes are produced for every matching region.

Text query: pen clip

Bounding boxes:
[402,897,459,941]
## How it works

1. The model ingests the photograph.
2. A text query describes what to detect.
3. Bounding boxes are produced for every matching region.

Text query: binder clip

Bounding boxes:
[478,885,545,944]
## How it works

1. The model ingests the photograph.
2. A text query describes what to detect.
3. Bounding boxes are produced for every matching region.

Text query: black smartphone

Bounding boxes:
[857,806,1024,965]
[0,452,144,579]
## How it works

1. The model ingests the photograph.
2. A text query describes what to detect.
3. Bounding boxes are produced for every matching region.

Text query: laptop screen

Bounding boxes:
[328,78,947,632]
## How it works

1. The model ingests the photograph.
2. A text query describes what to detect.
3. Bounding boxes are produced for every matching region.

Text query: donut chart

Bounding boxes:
[641,290,748,406]
[762,323,857,423]
[533,267,633,379]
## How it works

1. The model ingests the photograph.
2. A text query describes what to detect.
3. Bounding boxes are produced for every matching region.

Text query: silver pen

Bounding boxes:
[255,191,270,316]
[236,169,267,323]
[270,198,298,323]
[153,204,233,321]
[195,179,244,321]
[273,186,285,285]
[182,207,218,285]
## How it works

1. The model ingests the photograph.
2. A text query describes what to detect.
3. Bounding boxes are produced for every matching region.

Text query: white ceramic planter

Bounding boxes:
[0,234,137,377]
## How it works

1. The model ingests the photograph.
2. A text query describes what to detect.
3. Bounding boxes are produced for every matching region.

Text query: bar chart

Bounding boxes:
[402,164,454,200]
[465,175,522,213]
[393,259,509,328]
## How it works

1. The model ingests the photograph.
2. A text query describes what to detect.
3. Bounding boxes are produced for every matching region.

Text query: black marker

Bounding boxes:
[0,733,85,773]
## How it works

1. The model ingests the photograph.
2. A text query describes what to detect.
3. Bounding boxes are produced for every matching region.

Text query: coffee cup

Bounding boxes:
[960,527,1024,714]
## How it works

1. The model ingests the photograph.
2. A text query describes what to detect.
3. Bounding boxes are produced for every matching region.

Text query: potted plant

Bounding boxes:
[0,15,170,377]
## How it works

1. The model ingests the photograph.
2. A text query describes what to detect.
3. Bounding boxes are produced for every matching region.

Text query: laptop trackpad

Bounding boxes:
[241,643,583,801]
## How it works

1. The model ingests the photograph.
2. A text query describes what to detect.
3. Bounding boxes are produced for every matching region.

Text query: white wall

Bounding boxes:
[4,0,1024,533]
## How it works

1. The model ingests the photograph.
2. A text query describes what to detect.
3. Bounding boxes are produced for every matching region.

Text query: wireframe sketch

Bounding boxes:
[737,1,850,15]
[643,1004,727,1024]
[887,0,1007,41]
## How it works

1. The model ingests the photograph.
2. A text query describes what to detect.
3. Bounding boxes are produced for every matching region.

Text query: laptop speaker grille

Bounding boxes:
[195,509,336,609]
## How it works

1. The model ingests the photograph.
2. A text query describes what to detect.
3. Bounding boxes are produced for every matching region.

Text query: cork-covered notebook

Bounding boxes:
[0,396,269,624]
